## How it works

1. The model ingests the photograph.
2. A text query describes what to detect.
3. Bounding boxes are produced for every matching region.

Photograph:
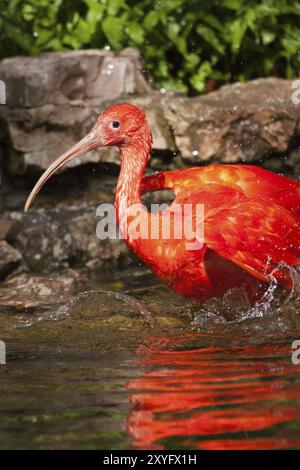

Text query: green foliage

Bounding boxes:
[0,0,300,94]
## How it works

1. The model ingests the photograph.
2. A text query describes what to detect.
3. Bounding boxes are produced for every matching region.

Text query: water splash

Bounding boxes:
[9,303,71,330]
[59,290,156,325]
[192,263,300,334]
[9,264,300,334]
[239,263,300,321]
[238,274,278,321]
[12,289,156,330]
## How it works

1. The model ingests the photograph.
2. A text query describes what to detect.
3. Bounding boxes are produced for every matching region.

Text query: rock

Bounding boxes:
[162,78,300,163]
[1,91,175,174]
[0,269,85,312]
[4,102,103,174]
[285,147,300,178]
[5,202,131,272]
[1,53,299,176]
[0,48,155,174]
[0,240,22,277]
[0,218,14,239]
[0,49,150,108]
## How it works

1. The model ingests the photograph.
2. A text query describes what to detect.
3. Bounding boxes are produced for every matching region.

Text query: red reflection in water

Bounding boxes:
[126,334,300,450]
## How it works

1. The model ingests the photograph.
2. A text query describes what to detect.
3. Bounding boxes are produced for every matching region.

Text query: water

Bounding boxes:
[0,268,300,450]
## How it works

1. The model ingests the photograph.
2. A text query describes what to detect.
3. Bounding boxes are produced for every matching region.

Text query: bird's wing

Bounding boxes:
[142,165,300,219]
[203,195,300,287]
[142,166,300,286]
[141,172,167,193]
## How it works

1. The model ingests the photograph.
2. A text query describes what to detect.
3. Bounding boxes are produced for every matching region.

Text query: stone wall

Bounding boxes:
[1,48,300,178]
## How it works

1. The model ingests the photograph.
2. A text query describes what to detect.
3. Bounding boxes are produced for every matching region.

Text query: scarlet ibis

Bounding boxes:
[25,103,300,305]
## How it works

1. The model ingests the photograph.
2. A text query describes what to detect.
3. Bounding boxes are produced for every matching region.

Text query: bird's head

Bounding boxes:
[96,102,151,147]
[24,103,152,211]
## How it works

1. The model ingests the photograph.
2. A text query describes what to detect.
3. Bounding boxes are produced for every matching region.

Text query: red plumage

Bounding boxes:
[25,103,300,305]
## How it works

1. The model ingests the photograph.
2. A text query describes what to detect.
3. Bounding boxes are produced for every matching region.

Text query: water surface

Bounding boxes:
[1,269,300,449]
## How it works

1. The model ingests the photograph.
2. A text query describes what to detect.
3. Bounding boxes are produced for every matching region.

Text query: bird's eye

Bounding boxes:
[112,120,120,129]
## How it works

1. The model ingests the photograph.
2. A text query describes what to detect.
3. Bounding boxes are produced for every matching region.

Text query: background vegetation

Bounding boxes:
[0,0,300,94]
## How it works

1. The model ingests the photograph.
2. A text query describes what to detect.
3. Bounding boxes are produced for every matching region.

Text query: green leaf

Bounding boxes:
[196,25,225,54]
[107,0,127,16]
[185,52,200,70]
[222,0,244,10]
[199,13,224,32]
[261,30,276,45]
[102,16,124,49]
[228,18,247,52]
[190,61,212,92]
[143,11,159,30]
[125,22,144,44]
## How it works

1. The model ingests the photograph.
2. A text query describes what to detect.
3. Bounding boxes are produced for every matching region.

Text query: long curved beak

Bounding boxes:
[24,128,100,212]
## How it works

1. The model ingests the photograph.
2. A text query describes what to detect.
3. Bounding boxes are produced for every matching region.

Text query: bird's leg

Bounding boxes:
[99,290,157,326]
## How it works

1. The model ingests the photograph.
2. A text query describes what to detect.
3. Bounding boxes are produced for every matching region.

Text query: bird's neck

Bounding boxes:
[115,137,150,228]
